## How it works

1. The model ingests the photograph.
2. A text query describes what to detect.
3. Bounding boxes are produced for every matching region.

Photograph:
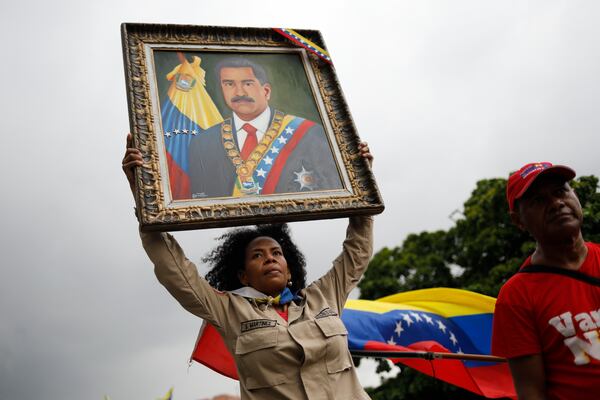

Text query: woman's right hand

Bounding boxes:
[358,141,373,167]
[122,133,143,195]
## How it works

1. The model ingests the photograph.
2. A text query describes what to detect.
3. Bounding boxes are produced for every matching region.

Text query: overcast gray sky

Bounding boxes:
[1,1,599,399]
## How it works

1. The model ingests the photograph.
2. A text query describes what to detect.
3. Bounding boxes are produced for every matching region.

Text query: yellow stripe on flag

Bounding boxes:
[345,288,496,317]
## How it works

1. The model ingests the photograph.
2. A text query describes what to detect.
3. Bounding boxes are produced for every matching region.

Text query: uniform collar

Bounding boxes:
[229,286,301,305]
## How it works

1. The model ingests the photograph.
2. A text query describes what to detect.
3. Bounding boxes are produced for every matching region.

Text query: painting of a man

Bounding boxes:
[183,56,344,199]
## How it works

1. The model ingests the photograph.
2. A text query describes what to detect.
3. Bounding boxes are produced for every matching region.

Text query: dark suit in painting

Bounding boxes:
[188,110,343,199]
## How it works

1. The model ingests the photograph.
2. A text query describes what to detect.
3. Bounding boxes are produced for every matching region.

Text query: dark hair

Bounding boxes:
[204,224,306,293]
[214,57,270,85]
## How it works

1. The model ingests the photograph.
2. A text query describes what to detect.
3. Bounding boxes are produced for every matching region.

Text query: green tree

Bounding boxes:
[359,175,600,399]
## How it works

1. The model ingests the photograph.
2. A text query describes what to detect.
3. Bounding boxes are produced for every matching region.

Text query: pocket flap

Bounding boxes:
[235,327,278,355]
[315,317,348,337]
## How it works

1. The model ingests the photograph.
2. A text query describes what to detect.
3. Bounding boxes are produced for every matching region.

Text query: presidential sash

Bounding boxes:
[220,110,315,196]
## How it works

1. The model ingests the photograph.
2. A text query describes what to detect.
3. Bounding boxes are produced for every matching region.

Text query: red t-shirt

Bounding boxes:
[492,243,600,400]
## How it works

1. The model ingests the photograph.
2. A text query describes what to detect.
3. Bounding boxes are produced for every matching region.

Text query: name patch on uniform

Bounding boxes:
[240,319,277,333]
[315,307,338,319]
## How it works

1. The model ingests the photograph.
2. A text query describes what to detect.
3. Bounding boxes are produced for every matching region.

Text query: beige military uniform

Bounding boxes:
[140,216,373,399]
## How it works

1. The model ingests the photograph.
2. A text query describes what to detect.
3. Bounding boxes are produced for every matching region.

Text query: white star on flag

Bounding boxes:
[174,129,180,134]
[402,314,413,327]
[165,131,171,137]
[270,146,280,154]
[182,129,189,133]
[256,168,267,178]
[436,320,447,333]
[387,337,397,346]
[264,156,273,165]
[278,136,288,145]
[449,332,458,346]
[191,130,198,135]
[285,127,294,135]
[394,321,404,336]
[409,312,423,322]
[423,314,434,324]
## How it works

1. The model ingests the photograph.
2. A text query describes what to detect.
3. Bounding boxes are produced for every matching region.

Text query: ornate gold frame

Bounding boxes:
[121,23,383,231]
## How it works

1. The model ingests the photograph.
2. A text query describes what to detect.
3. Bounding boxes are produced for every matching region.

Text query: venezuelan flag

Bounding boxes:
[160,52,223,200]
[192,321,239,380]
[343,288,516,398]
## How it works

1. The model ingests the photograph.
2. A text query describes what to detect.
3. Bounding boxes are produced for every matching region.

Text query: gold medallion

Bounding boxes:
[250,152,261,161]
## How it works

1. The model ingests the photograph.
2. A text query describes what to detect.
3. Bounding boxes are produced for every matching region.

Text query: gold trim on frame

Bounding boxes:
[121,23,383,231]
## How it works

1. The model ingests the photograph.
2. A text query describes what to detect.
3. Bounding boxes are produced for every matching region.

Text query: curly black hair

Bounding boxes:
[204,224,307,294]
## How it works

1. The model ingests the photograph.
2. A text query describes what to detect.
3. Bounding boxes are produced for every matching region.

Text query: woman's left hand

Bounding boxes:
[358,141,373,167]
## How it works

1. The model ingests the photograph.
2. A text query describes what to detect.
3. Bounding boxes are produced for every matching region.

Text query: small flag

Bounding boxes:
[273,28,332,64]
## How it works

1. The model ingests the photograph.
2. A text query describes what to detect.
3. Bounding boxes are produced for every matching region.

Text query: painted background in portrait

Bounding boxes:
[153,50,323,128]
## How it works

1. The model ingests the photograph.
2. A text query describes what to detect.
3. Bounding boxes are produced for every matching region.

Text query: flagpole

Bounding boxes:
[350,350,506,363]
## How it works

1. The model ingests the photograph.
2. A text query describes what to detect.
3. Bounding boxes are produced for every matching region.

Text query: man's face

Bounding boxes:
[220,67,271,121]
[511,174,583,243]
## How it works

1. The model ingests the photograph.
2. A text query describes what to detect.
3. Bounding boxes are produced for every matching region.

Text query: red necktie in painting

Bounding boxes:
[240,123,258,160]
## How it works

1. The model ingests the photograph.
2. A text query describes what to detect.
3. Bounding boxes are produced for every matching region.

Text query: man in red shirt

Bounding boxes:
[492,162,600,400]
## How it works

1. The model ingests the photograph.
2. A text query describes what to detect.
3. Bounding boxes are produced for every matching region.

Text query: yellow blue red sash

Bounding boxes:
[223,111,315,196]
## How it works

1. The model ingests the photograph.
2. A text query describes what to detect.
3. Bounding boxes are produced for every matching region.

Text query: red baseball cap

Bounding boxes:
[506,162,576,211]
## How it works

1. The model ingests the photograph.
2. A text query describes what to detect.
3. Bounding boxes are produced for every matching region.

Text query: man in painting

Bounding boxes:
[187,57,343,199]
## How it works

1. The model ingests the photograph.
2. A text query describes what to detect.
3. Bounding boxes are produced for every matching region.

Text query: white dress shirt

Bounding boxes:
[233,107,271,149]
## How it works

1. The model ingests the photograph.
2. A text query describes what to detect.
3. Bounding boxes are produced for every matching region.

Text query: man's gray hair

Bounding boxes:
[214,57,270,85]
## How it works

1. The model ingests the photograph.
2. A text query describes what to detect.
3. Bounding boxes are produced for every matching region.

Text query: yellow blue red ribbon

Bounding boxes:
[273,28,332,64]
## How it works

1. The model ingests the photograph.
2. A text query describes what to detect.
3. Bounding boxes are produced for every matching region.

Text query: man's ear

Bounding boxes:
[263,83,271,101]
[238,269,248,286]
[510,210,526,231]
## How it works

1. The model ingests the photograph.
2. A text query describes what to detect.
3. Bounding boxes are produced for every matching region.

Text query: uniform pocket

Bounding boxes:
[315,317,353,373]
[235,326,278,354]
[235,327,286,390]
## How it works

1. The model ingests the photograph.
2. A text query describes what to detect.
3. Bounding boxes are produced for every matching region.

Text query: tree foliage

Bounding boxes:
[359,175,600,399]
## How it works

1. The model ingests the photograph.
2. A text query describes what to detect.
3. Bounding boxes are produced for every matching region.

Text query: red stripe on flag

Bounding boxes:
[166,152,190,200]
[262,120,315,194]
[363,340,516,399]
[191,322,238,380]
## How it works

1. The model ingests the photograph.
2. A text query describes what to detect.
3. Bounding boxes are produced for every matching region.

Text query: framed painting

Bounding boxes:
[121,23,383,231]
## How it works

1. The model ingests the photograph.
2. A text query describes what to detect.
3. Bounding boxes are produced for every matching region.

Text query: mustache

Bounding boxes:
[231,96,255,103]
